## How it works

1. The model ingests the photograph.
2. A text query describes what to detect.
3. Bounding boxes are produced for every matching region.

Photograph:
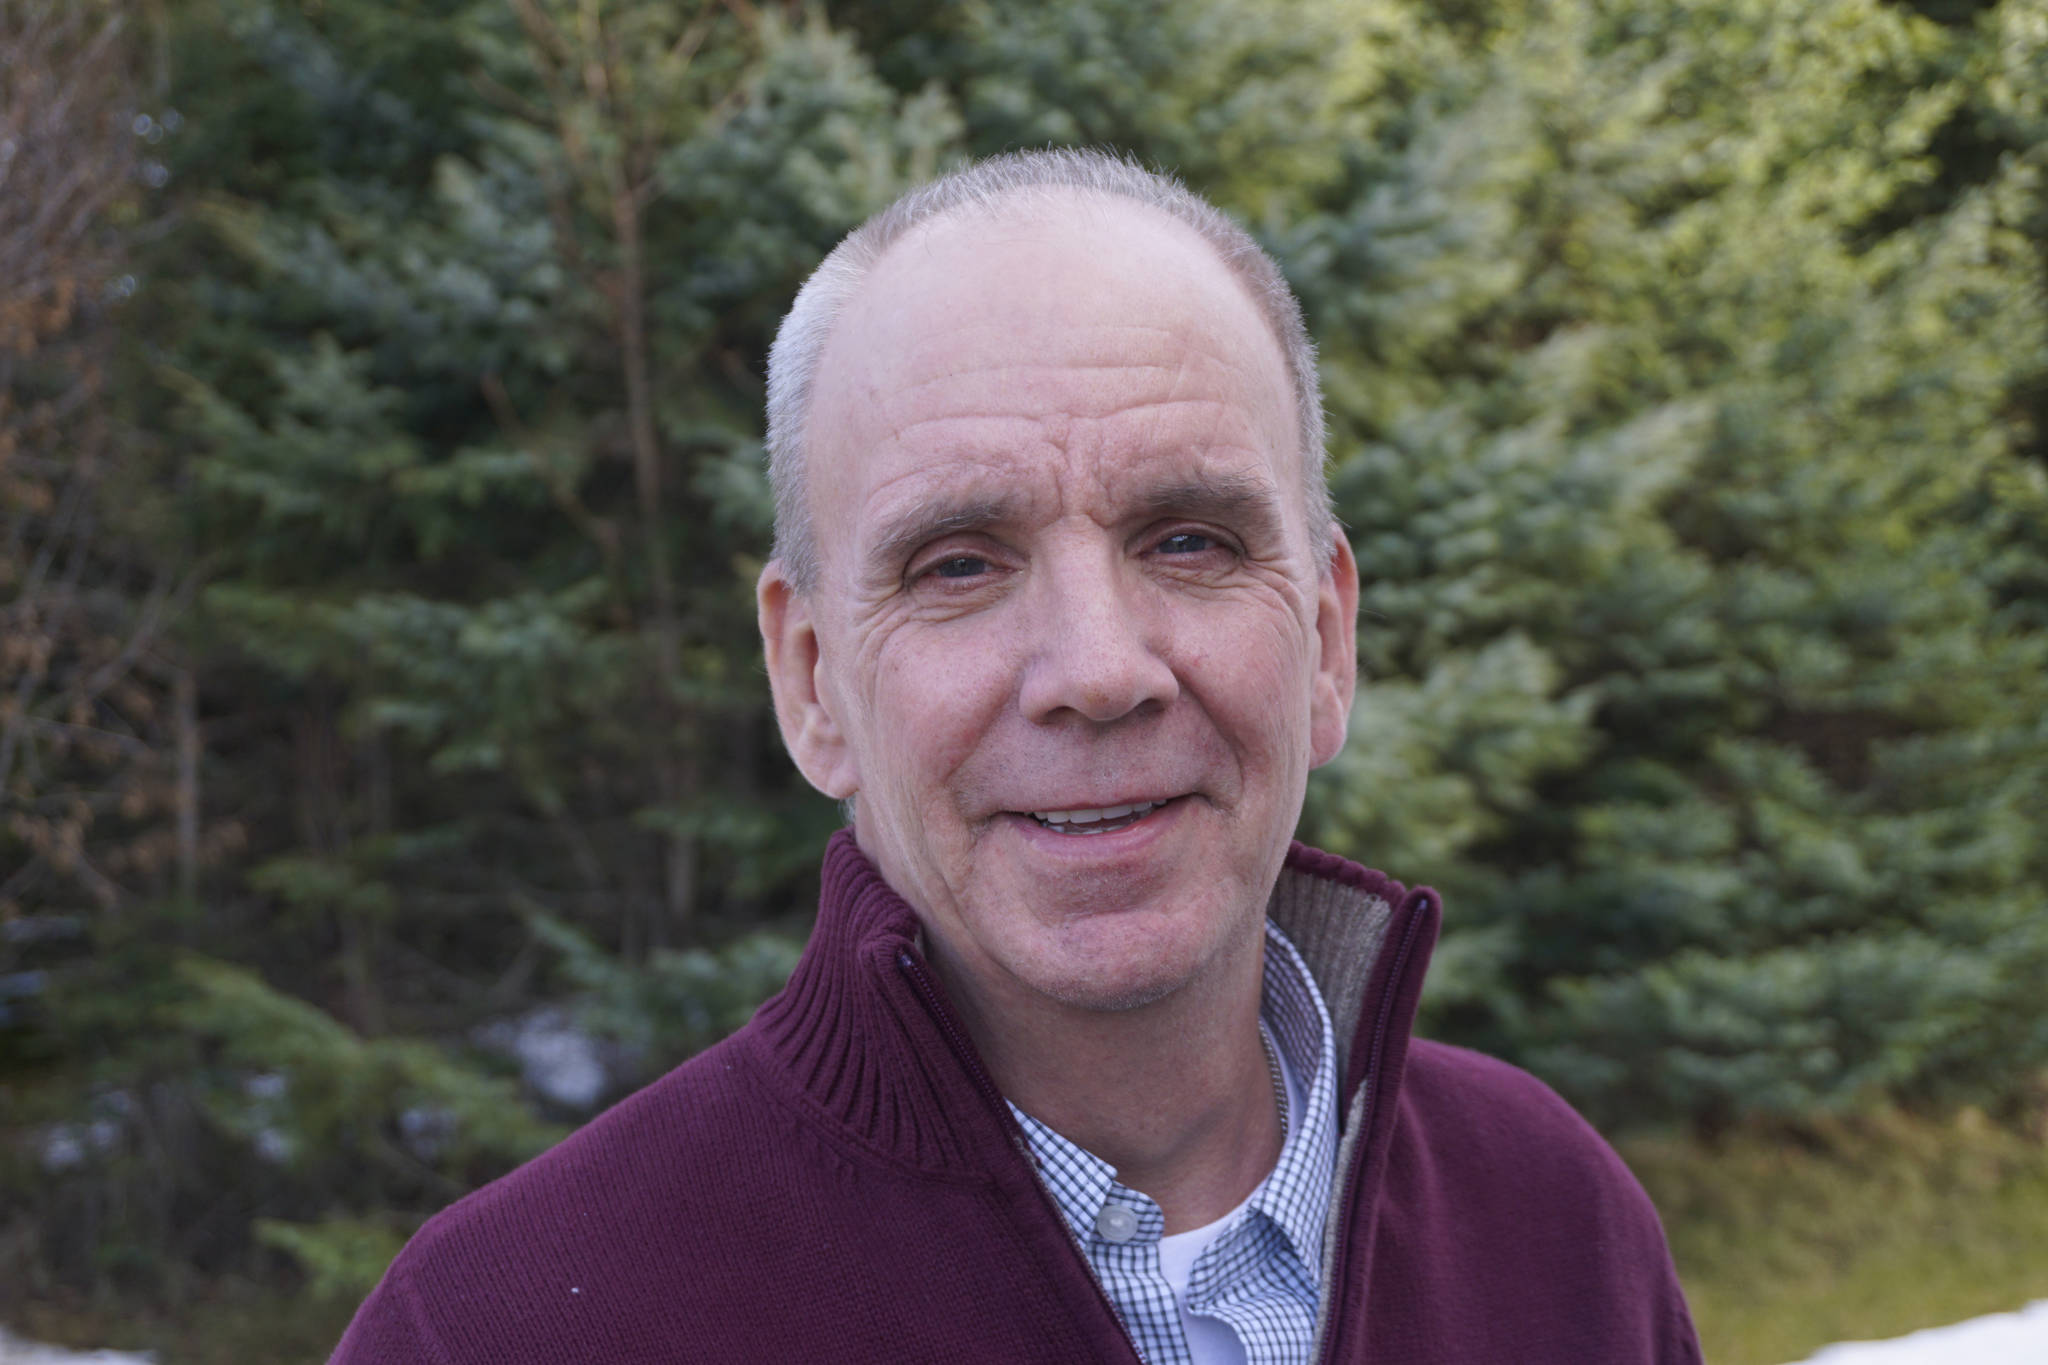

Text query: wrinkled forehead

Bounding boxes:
[804,194,1300,539]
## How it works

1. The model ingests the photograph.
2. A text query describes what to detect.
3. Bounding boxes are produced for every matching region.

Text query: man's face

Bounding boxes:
[760,199,1357,1016]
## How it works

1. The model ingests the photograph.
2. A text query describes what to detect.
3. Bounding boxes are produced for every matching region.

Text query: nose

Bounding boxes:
[1016,555,1180,725]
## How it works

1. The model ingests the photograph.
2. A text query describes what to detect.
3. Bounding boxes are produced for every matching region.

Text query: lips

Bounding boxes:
[1020,797,1177,835]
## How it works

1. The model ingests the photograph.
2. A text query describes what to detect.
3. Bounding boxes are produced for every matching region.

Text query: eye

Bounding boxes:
[1156,532,1214,555]
[930,554,990,579]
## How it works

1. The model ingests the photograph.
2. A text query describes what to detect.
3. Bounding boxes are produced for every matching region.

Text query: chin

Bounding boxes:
[1014,915,1238,1014]
[1032,965,1189,1014]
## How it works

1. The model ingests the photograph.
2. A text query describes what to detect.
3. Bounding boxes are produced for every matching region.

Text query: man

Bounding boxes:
[333,150,1702,1364]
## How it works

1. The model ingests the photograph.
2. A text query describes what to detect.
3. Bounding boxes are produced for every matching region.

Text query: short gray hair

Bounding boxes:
[763,147,1331,591]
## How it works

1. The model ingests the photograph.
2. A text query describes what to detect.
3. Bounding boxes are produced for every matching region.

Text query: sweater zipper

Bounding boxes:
[1307,900,1431,1365]
[895,949,1147,1363]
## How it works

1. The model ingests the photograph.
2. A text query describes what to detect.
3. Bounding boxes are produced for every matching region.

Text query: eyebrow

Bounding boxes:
[1131,472,1288,545]
[863,495,1024,578]
[860,468,1291,579]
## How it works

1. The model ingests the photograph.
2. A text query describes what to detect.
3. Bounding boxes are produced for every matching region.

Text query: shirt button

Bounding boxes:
[1095,1203,1140,1243]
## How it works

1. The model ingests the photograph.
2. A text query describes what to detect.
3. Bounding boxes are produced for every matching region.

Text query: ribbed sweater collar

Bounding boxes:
[745,829,1441,1175]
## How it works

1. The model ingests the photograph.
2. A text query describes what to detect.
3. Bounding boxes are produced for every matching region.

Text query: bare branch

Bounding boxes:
[507,0,578,72]
[76,563,203,704]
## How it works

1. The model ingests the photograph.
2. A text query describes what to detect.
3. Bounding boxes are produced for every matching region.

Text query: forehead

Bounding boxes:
[804,197,1300,565]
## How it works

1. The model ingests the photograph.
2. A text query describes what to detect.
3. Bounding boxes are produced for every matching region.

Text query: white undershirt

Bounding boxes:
[1152,1032,1307,1365]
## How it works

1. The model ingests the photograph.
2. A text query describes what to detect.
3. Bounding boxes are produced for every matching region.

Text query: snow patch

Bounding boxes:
[0,1328,154,1364]
[1788,1299,2048,1364]
[474,1007,608,1111]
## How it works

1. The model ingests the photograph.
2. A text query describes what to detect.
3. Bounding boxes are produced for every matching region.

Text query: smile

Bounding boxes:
[1026,799,1170,835]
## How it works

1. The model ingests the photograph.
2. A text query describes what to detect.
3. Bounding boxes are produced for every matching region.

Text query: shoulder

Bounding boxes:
[420,1028,788,1253]
[332,1033,783,1362]
[1372,1041,1702,1360]
[1401,1039,1610,1147]
[1395,1038,1652,1212]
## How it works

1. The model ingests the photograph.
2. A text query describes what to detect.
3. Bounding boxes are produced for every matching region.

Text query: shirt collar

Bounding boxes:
[1008,918,1339,1274]
[1247,917,1339,1270]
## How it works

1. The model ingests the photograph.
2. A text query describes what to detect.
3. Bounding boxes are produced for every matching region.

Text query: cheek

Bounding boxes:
[861,629,1015,803]
[1179,604,1320,758]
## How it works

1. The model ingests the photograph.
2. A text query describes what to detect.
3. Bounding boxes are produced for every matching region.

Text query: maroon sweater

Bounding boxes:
[333,833,1702,1363]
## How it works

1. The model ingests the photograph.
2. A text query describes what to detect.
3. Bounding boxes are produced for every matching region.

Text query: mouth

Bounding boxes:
[1021,797,1179,836]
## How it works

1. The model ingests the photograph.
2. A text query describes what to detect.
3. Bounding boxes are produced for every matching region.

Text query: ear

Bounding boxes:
[758,559,859,799]
[1308,529,1360,769]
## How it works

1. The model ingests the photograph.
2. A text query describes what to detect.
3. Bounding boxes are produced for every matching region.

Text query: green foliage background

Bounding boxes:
[3,0,2044,1338]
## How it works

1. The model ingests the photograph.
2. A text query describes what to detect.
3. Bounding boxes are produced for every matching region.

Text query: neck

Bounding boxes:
[929,926,1282,1234]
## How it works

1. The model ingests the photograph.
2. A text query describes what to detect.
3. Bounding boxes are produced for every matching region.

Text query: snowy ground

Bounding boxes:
[6,1300,2047,1363]
[0,1330,151,1364]
[1788,1299,2048,1364]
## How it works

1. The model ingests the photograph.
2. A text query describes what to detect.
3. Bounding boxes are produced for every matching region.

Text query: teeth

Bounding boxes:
[1030,800,1163,826]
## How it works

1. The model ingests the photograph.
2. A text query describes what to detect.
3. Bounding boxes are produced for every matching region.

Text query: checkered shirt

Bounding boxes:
[1007,921,1339,1365]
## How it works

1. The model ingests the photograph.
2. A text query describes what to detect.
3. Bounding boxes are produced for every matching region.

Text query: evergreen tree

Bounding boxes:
[1290,0,2048,1129]
[10,0,959,1307]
